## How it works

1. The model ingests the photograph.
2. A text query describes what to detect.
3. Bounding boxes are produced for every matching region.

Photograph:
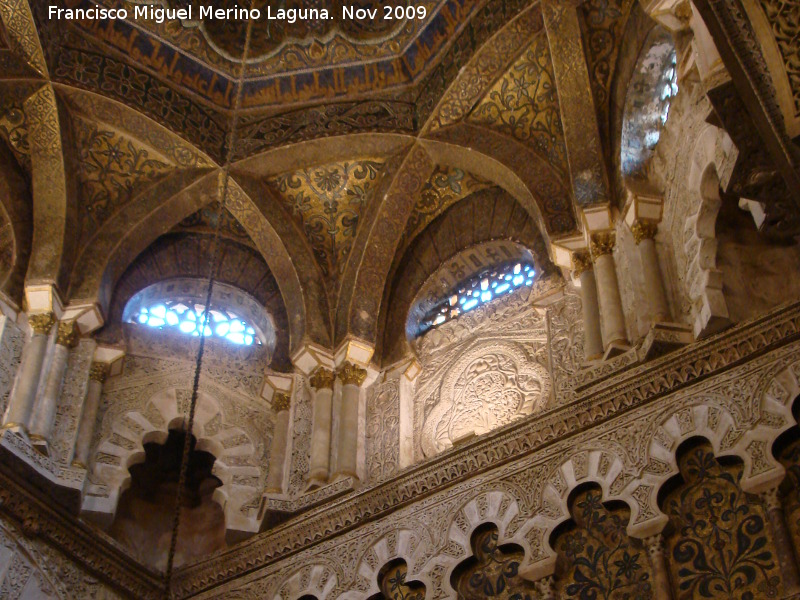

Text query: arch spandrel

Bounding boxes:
[424,124,577,236]
[67,168,217,309]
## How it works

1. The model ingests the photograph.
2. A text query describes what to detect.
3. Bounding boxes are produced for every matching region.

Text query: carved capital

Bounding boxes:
[272,392,291,413]
[590,232,616,260]
[28,312,55,335]
[89,362,110,383]
[630,220,659,245]
[338,362,368,387]
[571,251,593,277]
[675,0,692,24]
[309,368,336,391]
[56,321,78,347]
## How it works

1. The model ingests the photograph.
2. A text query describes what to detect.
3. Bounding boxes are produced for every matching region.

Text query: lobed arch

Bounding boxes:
[82,386,269,540]
[274,562,340,600]
[682,124,736,337]
[343,527,428,599]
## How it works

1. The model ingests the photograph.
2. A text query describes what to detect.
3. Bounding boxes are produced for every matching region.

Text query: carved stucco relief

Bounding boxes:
[414,289,551,459]
[86,336,272,533]
[49,338,94,466]
[366,379,401,484]
[546,288,585,407]
[194,348,800,600]
[0,315,24,419]
[287,376,312,497]
[0,515,122,599]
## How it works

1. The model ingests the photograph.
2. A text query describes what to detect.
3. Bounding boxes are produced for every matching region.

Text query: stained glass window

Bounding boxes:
[418,262,535,335]
[129,300,259,346]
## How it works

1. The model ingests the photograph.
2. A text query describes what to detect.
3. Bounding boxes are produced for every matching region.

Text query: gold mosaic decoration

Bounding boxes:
[268,158,385,290]
[74,116,174,246]
[402,166,492,250]
[0,84,37,173]
[468,31,569,177]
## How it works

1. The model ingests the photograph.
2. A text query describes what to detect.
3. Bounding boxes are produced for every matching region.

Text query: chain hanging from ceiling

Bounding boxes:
[161,2,257,598]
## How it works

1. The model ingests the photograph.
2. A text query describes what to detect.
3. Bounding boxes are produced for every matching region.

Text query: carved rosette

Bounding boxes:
[630,220,658,245]
[56,321,78,348]
[272,392,291,413]
[590,232,616,260]
[88,362,109,383]
[571,251,593,277]
[309,368,336,391]
[28,313,55,335]
[338,362,367,387]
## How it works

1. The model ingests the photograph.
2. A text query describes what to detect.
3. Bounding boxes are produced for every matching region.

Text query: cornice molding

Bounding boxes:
[173,300,800,596]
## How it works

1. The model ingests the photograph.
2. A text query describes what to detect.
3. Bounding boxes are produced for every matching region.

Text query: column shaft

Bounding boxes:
[72,363,107,467]
[30,322,77,444]
[592,234,628,350]
[645,533,673,600]
[308,368,335,487]
[334,362,367,480]
[266,394,291,493]
[575,254,603,360]
[3,313,54,431]
[633,221,670,322]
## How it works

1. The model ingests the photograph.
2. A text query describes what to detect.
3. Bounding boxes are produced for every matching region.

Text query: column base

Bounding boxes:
[330,471,359,484]
[640,322,694,361]
[603,341,630,360]
[29,435,51,457]
[260,477,355,531]
[305,476,328,492]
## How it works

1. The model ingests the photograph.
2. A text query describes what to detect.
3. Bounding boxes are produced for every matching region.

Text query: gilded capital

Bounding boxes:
[28,312,55,335]
[309,367,336,391]
[56,321,79,347]
[89,362,110,383]
[571,251,593,278]
[630,220,658,245]
[272,392,291,413]
[338,362,368,387]
[590,232,615,260]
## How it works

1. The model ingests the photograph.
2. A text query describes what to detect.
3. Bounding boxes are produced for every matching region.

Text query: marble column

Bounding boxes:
[334,362,367,481]
[631,220,671,323]
[761,487,800,596]
[266,392,291,493]
[307,367,335,488]
[591,233,629,351]
[30,321,78,448]
[645,533,673,600]
[71,362,108,468]
[573,251,604,361]
[3,313,54,432]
